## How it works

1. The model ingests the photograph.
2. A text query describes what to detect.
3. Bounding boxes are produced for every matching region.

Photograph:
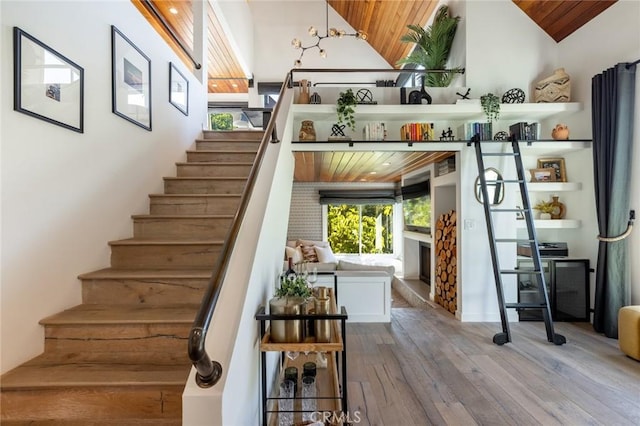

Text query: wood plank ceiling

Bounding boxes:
[133,0,617,183]
[512,0,617,42]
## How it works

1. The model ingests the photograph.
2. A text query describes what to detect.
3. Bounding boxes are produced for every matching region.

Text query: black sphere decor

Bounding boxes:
[502,88,525,104]
[493,131,509,141]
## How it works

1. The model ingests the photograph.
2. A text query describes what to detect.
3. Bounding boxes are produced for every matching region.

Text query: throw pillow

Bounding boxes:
[297,239,329,249]
[284,246,302,264]
[300,245,318,263]
[314,245,337,264]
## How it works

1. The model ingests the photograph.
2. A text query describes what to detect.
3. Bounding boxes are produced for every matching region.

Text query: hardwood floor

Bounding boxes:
[346,302,640,425]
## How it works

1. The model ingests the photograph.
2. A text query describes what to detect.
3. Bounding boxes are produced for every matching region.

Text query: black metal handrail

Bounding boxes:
[187,72,291,388]
[288,67,465,87]
[140,0,202,70]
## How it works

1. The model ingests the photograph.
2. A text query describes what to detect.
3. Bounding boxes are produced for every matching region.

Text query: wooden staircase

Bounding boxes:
[0,130,263,425]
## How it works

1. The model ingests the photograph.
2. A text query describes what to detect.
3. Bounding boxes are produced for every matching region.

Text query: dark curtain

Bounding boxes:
[591,63,636,338]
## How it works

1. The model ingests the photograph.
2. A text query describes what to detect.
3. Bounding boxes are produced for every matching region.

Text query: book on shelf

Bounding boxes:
[362,121,387,141]
[509,122,539,140]
[460,122,493,141]
[400,122,435,141]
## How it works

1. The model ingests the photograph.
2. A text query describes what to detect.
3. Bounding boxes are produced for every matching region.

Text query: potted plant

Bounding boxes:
[336,88,357,133]
[396,5,462,88]
[480,93,500,123]
[269,273,312,343]
[534,200,554,220]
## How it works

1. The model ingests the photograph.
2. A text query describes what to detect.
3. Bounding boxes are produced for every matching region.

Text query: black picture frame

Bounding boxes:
[169,62,189,116]
[13,27,84,133]
[111,25,151,131]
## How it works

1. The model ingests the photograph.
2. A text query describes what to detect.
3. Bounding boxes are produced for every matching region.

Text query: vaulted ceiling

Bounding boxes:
[133,0,616,183]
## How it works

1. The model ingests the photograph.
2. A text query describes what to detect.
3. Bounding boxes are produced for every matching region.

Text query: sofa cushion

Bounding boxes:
[337,260,395,277]
[297,239,330,248]
[284,246,303,264]
[314,245,337,264]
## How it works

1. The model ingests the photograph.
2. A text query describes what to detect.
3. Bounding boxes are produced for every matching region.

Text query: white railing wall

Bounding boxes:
[182,87,295,426]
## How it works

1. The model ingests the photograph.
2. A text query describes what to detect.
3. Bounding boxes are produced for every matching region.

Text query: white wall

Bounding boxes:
[1,0,207,373]
[555,0,640,304]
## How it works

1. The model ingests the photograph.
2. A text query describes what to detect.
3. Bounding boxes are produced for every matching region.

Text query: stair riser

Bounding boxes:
[201,130,263,140]
[196,140,260,150]
[0,387,182,421]
[82,278,209,305]
[43,324,190,357]
[133,217,233,239]
[187,151,256,163]
[164,179,246,194]
[110,244,222,269]
[149,196,241,215]
[176,164,253,178]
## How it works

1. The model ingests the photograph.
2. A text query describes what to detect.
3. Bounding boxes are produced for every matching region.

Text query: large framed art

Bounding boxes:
[169,62,189,116]
[13,27,84,133]
[111,25,151,130]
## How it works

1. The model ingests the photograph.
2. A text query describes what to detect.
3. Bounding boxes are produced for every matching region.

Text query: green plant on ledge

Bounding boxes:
[480,93,500,123]
[336,88,357,132]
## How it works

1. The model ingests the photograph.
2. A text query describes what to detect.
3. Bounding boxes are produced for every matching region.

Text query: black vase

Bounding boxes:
[408,85,432,104]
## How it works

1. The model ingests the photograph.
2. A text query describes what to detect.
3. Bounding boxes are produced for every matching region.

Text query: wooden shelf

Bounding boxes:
[268,353,342,426]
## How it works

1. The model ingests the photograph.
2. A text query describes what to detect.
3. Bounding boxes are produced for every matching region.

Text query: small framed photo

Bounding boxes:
[529,168,557,182]
[111,25,151,130]
[169,62,189,116]
[13,27,84,133]
[537,157,567,182]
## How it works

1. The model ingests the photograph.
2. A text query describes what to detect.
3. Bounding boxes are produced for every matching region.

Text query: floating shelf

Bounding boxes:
[516,219,582,229]
[525,182,583,192]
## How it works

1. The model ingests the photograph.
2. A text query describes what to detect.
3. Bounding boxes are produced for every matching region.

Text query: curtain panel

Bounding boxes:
[591,62,636,338]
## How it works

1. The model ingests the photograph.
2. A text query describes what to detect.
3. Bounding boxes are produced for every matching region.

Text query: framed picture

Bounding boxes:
[13,27,84,133]
[537,158,567,182]
[111,25,151,130]
[169,62,189,116]
[529,168,557,182]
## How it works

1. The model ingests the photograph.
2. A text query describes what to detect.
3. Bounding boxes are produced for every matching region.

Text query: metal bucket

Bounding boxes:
[269,296,305,343]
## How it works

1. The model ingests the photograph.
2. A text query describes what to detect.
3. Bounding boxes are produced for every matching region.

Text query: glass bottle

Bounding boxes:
[550,195,566,219]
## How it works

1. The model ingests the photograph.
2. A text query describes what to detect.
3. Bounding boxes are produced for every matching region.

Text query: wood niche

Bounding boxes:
[434,210,457,314]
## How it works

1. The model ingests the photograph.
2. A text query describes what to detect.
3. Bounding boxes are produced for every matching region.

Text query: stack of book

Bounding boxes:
[400,122,435,141]
[437,157,456,176]
[460,122,493,141]
[362,122,387,141]
[509,122,539,140]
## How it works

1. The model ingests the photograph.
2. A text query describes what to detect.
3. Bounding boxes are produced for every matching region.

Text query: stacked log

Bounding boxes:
[434,210,457,314]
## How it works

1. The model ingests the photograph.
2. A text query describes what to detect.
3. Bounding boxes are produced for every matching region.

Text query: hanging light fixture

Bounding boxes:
[291,1,367,68]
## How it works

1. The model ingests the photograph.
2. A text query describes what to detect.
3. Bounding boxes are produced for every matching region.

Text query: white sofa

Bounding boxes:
[284,240,395,323]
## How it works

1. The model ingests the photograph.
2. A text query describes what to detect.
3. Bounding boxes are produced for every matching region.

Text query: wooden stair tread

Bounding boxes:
[131,214,234,219]
[176,161,254,165]
[162,176,247,180]
[39,303,199,325]
[108,238,224,245]
[78,267,212,280]
[1,354,190,389]
[149,193,241,198]
[186,149,257,153]
[195,138,262,142]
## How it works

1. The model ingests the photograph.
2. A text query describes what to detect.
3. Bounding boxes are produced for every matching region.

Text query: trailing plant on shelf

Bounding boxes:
[480,93,500,123]
[396,5,462,87]
[336,88,357,132]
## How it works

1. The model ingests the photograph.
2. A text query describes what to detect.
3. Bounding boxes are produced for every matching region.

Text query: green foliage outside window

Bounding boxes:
[403,196,431,227]
[327,204,393,254]
[210,113,233,130]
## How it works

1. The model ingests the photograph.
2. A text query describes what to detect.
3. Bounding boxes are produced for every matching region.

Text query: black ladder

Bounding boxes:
[472,135,566,346]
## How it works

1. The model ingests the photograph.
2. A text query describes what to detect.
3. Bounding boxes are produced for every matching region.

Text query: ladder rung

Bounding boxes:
[506,303,547,309]
[490,208,526,212]
[500,269,542,275]
[482,153,519,157]
[495,238,534,243]
[484,179,524,184]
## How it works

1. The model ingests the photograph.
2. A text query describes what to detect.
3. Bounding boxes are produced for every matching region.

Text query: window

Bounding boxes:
[326,204,394,255]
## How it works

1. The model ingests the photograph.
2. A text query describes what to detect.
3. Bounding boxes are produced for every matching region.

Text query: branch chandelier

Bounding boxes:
[291,1,367,68]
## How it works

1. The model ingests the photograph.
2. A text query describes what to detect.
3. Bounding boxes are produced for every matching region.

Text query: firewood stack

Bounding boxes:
[434,210,457,314]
